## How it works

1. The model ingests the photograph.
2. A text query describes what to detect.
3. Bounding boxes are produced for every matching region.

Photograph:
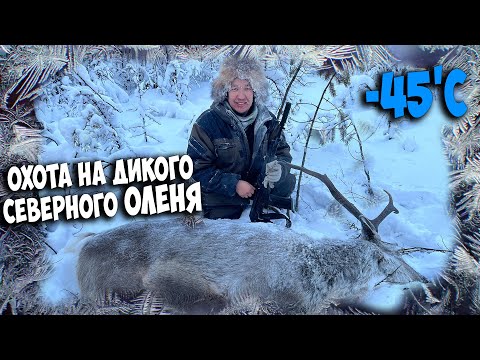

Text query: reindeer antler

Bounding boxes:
[371,190,399,230]
[280,162,399,241]
[281,162,429,284]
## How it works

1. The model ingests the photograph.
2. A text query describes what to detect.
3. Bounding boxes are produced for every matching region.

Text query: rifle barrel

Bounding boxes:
[280,102,291,128]
[270,102,291,142]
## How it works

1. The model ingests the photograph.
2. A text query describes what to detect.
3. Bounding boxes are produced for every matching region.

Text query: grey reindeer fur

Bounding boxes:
[77,218,424,314]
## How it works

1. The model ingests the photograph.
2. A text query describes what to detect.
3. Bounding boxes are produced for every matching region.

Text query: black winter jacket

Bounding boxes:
[187,101,293,207]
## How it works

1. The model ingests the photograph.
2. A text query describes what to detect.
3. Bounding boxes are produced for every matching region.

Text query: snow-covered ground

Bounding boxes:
[33,58,454,313]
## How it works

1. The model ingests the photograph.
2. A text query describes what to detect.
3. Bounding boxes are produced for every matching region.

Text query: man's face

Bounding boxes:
[227,78,254,115]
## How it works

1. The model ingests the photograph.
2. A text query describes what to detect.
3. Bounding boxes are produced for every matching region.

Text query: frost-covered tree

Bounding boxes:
[433,45,480,314]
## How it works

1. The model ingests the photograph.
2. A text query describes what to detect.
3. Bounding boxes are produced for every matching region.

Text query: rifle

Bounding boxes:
[249,102,292,228]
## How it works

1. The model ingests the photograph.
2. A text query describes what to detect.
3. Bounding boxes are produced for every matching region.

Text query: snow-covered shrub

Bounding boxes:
[113,63,141,95]
[162,59,203,104]
[35,63,125,160]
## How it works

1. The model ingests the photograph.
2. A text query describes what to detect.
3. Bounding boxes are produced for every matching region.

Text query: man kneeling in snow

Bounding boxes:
[187,56,295,220]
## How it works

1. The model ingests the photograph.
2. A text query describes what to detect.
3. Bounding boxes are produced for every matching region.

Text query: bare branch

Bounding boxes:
[276,59,303,120]
[295,72,336,212]
[399,247,452,255]
[74,70,120,113]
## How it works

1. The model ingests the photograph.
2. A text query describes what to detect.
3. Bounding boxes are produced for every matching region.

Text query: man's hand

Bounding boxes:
[236,180,255,198]
[263,160,282,189]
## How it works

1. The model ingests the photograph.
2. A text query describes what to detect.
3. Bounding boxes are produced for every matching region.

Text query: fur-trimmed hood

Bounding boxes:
[211,56,269,105]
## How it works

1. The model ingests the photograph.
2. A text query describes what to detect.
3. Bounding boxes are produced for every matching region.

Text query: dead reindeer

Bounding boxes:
[76,163,428,314]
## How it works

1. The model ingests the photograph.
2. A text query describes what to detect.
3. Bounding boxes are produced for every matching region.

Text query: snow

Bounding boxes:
[33,56,455,313]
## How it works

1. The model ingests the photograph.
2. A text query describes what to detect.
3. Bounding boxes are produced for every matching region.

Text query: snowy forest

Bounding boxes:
[1,45,479,315]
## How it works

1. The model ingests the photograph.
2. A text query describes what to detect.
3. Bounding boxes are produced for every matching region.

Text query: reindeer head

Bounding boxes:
[281,161,429,285]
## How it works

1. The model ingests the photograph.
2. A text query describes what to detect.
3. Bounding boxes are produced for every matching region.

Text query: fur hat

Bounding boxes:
[211,56,269,105]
